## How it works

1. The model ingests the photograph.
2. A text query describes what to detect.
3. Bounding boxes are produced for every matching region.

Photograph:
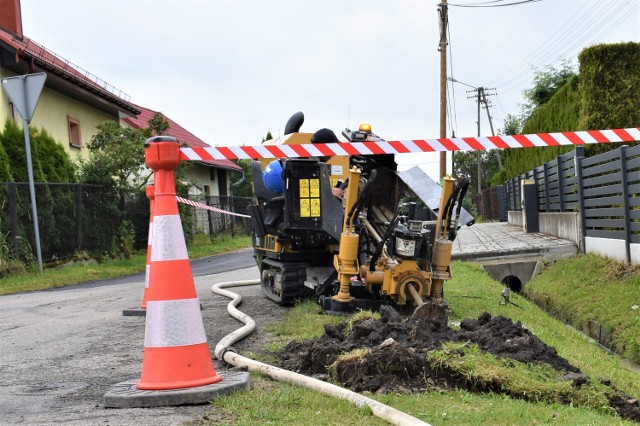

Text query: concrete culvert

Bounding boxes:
[502,275,523,293]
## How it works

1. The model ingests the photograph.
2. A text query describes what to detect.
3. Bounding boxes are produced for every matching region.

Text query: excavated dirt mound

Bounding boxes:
[276,307,640,422]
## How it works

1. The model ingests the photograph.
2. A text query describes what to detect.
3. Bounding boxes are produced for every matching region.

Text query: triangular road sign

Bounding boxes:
[1,73,47,124]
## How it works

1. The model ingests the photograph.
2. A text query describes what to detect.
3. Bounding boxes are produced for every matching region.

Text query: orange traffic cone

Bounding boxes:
[139,183,155,310]
[137,136,222,390]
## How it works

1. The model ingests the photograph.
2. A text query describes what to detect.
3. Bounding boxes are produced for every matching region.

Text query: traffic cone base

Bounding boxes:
[137,344,222,390]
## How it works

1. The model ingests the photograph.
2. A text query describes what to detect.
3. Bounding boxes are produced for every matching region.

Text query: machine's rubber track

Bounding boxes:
[261,258,312,305]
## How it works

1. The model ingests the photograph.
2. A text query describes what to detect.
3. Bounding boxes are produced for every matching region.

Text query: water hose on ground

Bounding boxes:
[211,280,432,426]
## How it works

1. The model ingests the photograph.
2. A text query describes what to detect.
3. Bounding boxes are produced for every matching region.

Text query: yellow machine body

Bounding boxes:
[250,113,471,314]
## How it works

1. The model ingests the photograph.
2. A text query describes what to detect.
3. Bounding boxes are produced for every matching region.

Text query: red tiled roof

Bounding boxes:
[0,29,140,115]
[123,105,242,172]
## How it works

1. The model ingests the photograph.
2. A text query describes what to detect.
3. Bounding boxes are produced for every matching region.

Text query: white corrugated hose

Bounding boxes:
[211,279,432,426]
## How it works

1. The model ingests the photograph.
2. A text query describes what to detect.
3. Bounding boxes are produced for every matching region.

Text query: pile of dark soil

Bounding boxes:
[276,307,640,422]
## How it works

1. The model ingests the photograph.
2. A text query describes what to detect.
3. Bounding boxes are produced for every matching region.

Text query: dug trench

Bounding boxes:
[274,307,640,423]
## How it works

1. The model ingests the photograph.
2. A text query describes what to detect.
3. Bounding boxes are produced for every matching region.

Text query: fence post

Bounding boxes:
[619,145,631,264]
[497,185,507,222]
[575,154,586,253]
[543,162,550,212]
[557,155,565,211]
[220,197,227,233]
[230,196,236,237]
[8,183,20,259]
[76,184,84,251]
[206,195,214,237]
[517,175,523,210]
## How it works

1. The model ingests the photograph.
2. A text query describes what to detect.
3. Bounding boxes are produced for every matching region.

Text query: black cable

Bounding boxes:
[346,170,377,229]
[448,178,470,241]
[369,213,400,272]
[444,186,462,235]
[440,185,461,238]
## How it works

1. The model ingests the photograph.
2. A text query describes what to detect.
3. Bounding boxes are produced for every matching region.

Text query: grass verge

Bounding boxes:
[207,260,640,425]
[525,253,640,364]
[0,233,251,295]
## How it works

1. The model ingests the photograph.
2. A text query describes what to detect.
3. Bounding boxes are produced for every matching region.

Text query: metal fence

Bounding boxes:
[504,147,586,213]
[0,182,252,263]
[472,186,507,222]
[184,195,252,236]
[579,144,640,262]
[503,144,640,263]
[0,183,148,262]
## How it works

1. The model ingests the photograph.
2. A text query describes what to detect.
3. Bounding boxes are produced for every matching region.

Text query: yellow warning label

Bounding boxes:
[299,179,309,198]
[300,199,310,217]
[310,179,320,198]
[311,198,321,217]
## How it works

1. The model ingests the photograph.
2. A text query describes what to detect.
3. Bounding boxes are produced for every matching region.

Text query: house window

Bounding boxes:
[68,116,82,148]
[210,167,216,181]
[204,185,211,197]
[8,102,16,121]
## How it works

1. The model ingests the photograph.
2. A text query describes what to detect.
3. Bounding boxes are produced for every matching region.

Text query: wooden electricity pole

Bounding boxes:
[439,0,448,179]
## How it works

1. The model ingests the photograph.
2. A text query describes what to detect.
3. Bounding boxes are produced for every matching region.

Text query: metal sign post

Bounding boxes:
[1,73,47,272]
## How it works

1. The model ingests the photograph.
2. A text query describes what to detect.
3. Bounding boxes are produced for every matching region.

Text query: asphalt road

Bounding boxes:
[0,249,290,426]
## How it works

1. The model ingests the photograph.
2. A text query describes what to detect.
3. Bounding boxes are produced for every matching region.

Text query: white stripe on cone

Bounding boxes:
[148,221,154,247]
[144,298,207,347]
[151,215,189,262]
[144,222,154,289]
[144,264,151,289]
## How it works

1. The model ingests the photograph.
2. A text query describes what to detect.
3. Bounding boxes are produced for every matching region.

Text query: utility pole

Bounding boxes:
[438,0,448,179]
[480,89,502,169]
[476,87,482,195]
[467,86,496,195]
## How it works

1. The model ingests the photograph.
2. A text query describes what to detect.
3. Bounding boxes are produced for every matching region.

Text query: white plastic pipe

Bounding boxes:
[211,280,432,426]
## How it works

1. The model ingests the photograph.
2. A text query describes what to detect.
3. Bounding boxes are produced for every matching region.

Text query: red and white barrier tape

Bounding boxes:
[179,128,640,161]
[176,196,250,218]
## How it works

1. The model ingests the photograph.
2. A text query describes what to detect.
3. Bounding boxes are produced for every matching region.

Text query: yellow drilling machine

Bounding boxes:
[249,112,472,318]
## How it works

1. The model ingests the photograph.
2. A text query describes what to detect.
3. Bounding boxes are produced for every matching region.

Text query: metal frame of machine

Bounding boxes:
[249,113,470,317]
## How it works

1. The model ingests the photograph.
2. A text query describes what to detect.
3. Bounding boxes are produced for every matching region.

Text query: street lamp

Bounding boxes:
[447,77,477,90]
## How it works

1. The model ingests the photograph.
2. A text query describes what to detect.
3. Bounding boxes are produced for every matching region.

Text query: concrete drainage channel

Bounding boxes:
[481,259,542,294]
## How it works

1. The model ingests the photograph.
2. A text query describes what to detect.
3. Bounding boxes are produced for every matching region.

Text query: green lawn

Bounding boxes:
[208,259,640,426]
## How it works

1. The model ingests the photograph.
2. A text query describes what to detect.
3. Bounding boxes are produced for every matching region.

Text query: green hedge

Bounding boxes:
[503,42,640,178]
[578,42,640,156]
[0,120,76,183]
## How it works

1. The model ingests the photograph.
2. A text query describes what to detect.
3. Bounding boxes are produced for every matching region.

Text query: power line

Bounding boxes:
[487,0,597,86]
[449,0,542,8]
[491,0,638,97]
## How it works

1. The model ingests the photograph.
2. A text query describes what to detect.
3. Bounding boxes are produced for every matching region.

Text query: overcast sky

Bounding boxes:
[20,0,640,176]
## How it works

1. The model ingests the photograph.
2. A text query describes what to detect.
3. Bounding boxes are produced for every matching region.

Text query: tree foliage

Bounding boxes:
[453,150,501,197]
[229,159,253,197]
[500,114,522,136]
[79,120,149,190]
[521,60,577,121]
